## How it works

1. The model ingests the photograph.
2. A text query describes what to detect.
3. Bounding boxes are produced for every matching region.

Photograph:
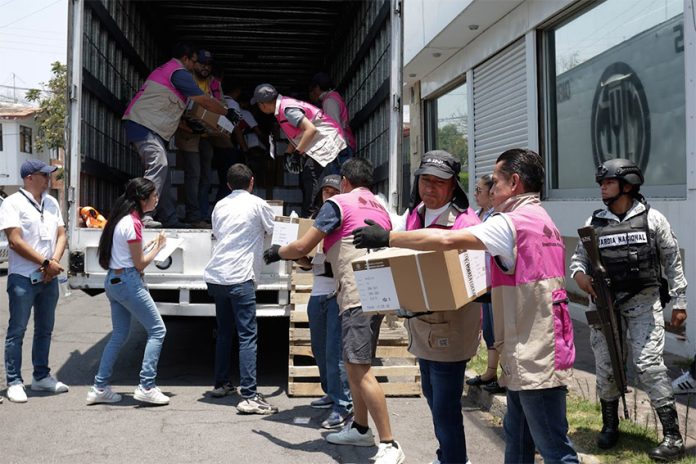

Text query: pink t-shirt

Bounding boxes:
[108,212,142,269]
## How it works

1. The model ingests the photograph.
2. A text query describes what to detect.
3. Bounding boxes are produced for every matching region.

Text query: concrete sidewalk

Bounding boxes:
[464,317,696,460]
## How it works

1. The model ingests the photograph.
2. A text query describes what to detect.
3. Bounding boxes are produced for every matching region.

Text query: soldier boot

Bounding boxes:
[597,399,620,449]
[649,404,685,462]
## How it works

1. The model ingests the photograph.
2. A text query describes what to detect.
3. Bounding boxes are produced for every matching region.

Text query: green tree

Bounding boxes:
[25,61,67,152]
[437,123,469,186]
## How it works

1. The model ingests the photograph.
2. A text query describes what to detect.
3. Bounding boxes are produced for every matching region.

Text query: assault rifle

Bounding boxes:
[578,226,629,419]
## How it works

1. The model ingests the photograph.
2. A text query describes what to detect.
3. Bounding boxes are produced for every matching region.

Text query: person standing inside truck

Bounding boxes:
[90,177,169,406]
[204,164,278,415]
[402,150,481,464]
[308,72,356,153]
[1,160,68,404]
[263,157,405,464]
[252,83,348,218]
[175,49,225,227]
[352,149,578,464]
[570,158,687,461]
[122,41,227,228]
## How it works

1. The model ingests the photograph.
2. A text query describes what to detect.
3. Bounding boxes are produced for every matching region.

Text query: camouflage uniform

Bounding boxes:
[570,199,687,408]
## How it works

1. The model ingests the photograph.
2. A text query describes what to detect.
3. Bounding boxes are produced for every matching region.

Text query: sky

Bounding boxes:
[0,0,68,104]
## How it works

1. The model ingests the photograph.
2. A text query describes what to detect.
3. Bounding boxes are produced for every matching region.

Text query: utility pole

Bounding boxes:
[12,73,16,103]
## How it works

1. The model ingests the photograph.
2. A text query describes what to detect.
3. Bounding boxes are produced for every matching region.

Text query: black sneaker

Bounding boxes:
[237,393,278,415]
[482,380,506,394]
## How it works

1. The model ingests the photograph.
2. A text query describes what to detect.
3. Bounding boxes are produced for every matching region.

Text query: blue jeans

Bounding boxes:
[419,358,468,464]
[5,274,59,384]
[208,280,258,398]
[94,268,166,389]
[307,294,352,414]
[504,387,579,464]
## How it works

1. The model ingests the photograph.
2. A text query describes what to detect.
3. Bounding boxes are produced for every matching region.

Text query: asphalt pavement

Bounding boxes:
[0,270,506,464]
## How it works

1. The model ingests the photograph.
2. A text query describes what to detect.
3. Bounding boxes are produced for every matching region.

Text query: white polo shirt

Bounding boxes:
[0,188,64,277]
[204,189,275,286]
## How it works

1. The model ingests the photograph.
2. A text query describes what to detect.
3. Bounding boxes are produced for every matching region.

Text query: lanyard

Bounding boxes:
[19,190,45,222]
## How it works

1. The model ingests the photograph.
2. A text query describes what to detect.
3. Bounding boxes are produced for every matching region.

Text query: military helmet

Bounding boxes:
[595,158,644,186]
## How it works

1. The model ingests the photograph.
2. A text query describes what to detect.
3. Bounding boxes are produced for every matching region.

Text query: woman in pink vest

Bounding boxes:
[252,83,349,218]
[309,72,357,152]
[353,149,579,464]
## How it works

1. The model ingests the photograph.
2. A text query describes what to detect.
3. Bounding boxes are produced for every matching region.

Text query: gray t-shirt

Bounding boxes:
[284,107,306,127]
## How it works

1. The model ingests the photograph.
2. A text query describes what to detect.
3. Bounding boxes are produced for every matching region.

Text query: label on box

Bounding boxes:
[217,116,235,133]
[459,250,487,297]
[271,220,299,246]
[353,266,400,312]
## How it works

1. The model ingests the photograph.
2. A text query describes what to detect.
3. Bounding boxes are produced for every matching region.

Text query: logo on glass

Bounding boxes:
[591,62,650,172]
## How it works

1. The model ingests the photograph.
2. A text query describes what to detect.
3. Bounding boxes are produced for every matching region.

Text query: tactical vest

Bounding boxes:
[590,207,661,294]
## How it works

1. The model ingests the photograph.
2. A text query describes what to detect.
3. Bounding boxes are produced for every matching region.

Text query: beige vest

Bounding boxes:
[291,117,346,167]
[123,81,187,141]
[405,304,481,362]
[325,237,365,313]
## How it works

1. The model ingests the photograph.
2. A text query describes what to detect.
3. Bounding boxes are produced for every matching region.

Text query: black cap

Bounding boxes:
[251,83,278,104]
[414,150,461,179]
[309,72,333,90]
[197,49,213,65]
[320,174,341,192]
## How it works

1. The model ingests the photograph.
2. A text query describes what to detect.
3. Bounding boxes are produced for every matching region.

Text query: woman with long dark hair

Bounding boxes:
[86,177,169,405]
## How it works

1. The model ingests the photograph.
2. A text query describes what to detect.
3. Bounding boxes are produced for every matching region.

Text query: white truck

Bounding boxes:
[65,0,404,317]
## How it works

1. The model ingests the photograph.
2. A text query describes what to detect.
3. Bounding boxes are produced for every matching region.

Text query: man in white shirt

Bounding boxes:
[203,163,277,414]
[0,159,69,403]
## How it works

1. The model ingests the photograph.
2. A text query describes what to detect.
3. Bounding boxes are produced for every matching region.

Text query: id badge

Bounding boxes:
[39,223,51,241]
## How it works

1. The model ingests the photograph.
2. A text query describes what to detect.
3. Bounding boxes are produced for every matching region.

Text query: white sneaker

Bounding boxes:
[326,425,375,447]
[236,393,278,415]
[7,382,27,403]
[133,385,169,405]
[373,441,405,464]
[86,386,123,405]
[673,370,696,395]
[31,375,69,393]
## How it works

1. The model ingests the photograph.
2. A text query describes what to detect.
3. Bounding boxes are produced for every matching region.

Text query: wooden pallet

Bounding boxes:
[288,267,421,397]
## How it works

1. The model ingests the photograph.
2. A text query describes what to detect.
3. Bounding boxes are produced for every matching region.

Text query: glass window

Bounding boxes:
[20,126,32,154]
[425,81,468,185]
[543,0,685,196]
[0,123,3,151]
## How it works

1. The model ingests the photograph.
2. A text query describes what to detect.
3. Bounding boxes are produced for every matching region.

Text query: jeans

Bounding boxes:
[504,387,579,464]
[301,147,352,218]
[419,358,468,464]
[5,274,59,384]
[307,294,352,414]
[94,268,167,389]
[482,302,494,349]
[132,132,177,226]
[207,280,258,398]
[181,139,214,222]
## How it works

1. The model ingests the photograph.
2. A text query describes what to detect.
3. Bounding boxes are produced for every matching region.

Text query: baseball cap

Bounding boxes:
[414,150,461,179]
[20,159,58,178]
[251,83,278,104]
[320,174,341,192]
[197,49,213,65]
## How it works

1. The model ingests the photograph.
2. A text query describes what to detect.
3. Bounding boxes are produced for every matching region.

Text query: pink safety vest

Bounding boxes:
[123,58,188,140]
[405,203,480,231]
[323,90,356,150]
[490,201,575,388]
[323,188,392,254]
[277,96,344,141]
[210,77,223,100]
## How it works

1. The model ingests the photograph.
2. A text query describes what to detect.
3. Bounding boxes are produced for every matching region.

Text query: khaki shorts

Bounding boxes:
[341,306,384,364]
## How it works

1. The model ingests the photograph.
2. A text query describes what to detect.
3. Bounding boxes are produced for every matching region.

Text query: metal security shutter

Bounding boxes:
[472,38,527,178]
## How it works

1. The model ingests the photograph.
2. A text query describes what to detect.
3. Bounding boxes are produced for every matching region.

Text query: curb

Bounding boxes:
[464,370,601,464]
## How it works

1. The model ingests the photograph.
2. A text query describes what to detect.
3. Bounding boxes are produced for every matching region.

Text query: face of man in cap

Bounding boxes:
[194,61,211,79]
[181,52,198,71]
[418,174,456,210]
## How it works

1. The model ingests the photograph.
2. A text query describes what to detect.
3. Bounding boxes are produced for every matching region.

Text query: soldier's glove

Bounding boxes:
[352,219,390,249]
[263,245,282,264]
[226,108,242,125]
[284,150,303,175]
[186,119,207,134]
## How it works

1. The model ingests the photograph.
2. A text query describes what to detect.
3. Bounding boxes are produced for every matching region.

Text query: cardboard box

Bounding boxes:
[351,248,489,313]
[271,216,319,257]
[184,101,235,135]
[266,200,284,217]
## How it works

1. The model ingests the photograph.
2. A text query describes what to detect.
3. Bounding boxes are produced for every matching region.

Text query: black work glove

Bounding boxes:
[284,150,303,174]
[226,108,242,125]
[263,245,282,264]
[352,219,390,249]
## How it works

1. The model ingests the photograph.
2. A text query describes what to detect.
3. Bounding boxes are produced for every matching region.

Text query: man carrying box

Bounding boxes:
[403,150,481,464]
[353,149,579,464]
[263,158,405,464]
